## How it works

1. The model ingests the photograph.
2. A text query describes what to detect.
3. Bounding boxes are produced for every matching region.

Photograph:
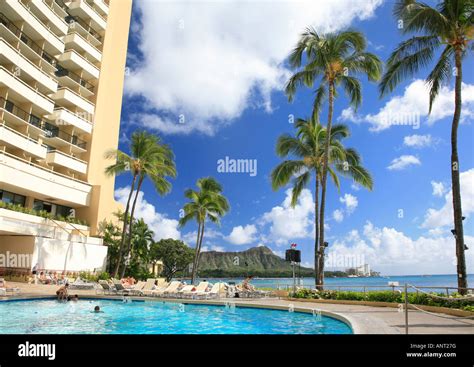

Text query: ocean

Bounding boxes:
[199,274,474,293]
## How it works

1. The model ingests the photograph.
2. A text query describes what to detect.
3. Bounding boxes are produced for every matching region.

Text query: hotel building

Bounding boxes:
[0,0,132,273]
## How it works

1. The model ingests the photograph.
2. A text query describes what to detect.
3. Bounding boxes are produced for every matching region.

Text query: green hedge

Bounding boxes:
[292,289,474,311]
[0,201,88,226]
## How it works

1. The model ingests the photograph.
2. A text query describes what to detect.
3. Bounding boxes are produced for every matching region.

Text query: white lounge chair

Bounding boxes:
[0,278,20,295]
[153,281,181,298]
[181,281,209,299]
[193,282,224,300]
[174,285,195,299]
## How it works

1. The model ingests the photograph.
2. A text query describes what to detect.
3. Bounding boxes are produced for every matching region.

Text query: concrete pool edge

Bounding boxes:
[0,295,355,334]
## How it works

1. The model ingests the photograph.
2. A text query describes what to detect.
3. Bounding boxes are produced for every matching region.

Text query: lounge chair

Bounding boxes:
[193,282,224,300]
[174,285,195,299]
[0,278,20,295]
[129,281,146,296]
[112,280,131,295]
[97,280,117,295]
[141,278,158,296]
[152,281,181,298]
[181,281,209,299]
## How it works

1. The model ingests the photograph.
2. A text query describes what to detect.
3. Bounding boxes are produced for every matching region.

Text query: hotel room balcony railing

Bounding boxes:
[65,15,102,43]
[0,12,56,66]
[55,65,94,92]
[0,96,87,149]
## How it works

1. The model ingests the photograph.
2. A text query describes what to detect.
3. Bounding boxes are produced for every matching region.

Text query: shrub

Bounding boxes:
[291,288,473,311]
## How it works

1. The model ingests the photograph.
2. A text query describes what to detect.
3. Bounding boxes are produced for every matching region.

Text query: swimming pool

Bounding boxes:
[0,299,352,334]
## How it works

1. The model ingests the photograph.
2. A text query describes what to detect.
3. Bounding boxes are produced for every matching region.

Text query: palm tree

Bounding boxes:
[380,0,473,294]
[179,177,230,284]
[285,29,381,287]
[105,131,176,278]
[271,118,373,288]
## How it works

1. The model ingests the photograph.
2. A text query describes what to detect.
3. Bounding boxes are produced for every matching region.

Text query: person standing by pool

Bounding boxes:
[56,283,69,301]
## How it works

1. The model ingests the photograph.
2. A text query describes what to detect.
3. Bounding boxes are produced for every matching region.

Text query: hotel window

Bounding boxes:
[0,190,26,207]
[33,200,53,213]
[29,114,41,128]
[56,204,74,218]
[5,100,14,113]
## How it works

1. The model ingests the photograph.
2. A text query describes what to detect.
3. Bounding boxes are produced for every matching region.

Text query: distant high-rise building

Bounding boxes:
[0,0,132,272]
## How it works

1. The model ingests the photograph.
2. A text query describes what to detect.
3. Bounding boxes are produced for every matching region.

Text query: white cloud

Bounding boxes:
[403,134,433,148]
[333,209,344,223]
[340,193,358,213]
[261,188,314,244]
[422,169,474,228]
[115,187,181,241]
[225,224,258,245]
[125,0,383,135]
[387,155,421,171]
[327,221,474,275]
[431,181,446,197]
[340,80,474,132]
[201,245,225,252]
[351,183,361,191]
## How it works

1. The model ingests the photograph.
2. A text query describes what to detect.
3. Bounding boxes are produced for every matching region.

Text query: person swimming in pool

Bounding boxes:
[93,305,103,313]
[56,283,69,301]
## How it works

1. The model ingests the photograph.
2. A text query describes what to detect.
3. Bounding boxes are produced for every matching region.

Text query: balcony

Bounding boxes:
[0,67,55,114]
[41,121,87,153]
[0,12,57,74]
[0,150,92,206]
[0,97,87,151]
[46,149,87,174]
[63,32,101,63]
[0,123,47,158]
[55,65,94,97]
[67,0,106,32]
[0,207,97,242]
[47,107,92,134]
[64,14,101,47]
[2,0,65,55]
[50,87,95,115]
[0,39,58,94]
[89,0,108,17]
[27,0,69,37]
[57,49,99,80]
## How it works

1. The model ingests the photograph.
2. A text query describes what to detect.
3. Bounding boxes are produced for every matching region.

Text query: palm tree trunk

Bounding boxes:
[318,81,335,290]
[113,174,137,278]
[451,48,467,295]
[120,176,144,279]
[314,174,320,288]
[191,222,202,284]
[194,221,206,284]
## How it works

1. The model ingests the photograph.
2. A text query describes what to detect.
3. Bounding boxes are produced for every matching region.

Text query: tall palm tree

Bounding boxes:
[179,177,230,284]
[285,29,381,287]
[271,118,373,288]
[380,0,473,294]
[105,131,176,278]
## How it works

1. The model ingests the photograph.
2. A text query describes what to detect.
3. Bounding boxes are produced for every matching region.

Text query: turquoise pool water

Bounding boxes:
[0,299,352,334]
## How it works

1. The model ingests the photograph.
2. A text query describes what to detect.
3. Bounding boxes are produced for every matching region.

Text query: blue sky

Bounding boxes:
[114,0,474,275]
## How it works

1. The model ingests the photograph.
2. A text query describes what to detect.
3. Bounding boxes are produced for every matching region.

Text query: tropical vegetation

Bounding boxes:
[380,0,473,294]
[293,288,474,312]
[179,177,230,284]
[271,118,373,288]
[150,239,194,281]
[104,131,176,279]
[285,29,382,289]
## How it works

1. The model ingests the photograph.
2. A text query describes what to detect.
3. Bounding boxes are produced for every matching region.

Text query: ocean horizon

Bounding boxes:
[196,274,474,292]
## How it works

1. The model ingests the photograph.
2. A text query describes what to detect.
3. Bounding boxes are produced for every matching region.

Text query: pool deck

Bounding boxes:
[2,282,473,334]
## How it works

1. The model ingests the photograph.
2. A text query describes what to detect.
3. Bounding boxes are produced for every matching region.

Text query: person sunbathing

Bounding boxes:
[56,283,69,301]
[241,276,256,292]
[39,272,51,285]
